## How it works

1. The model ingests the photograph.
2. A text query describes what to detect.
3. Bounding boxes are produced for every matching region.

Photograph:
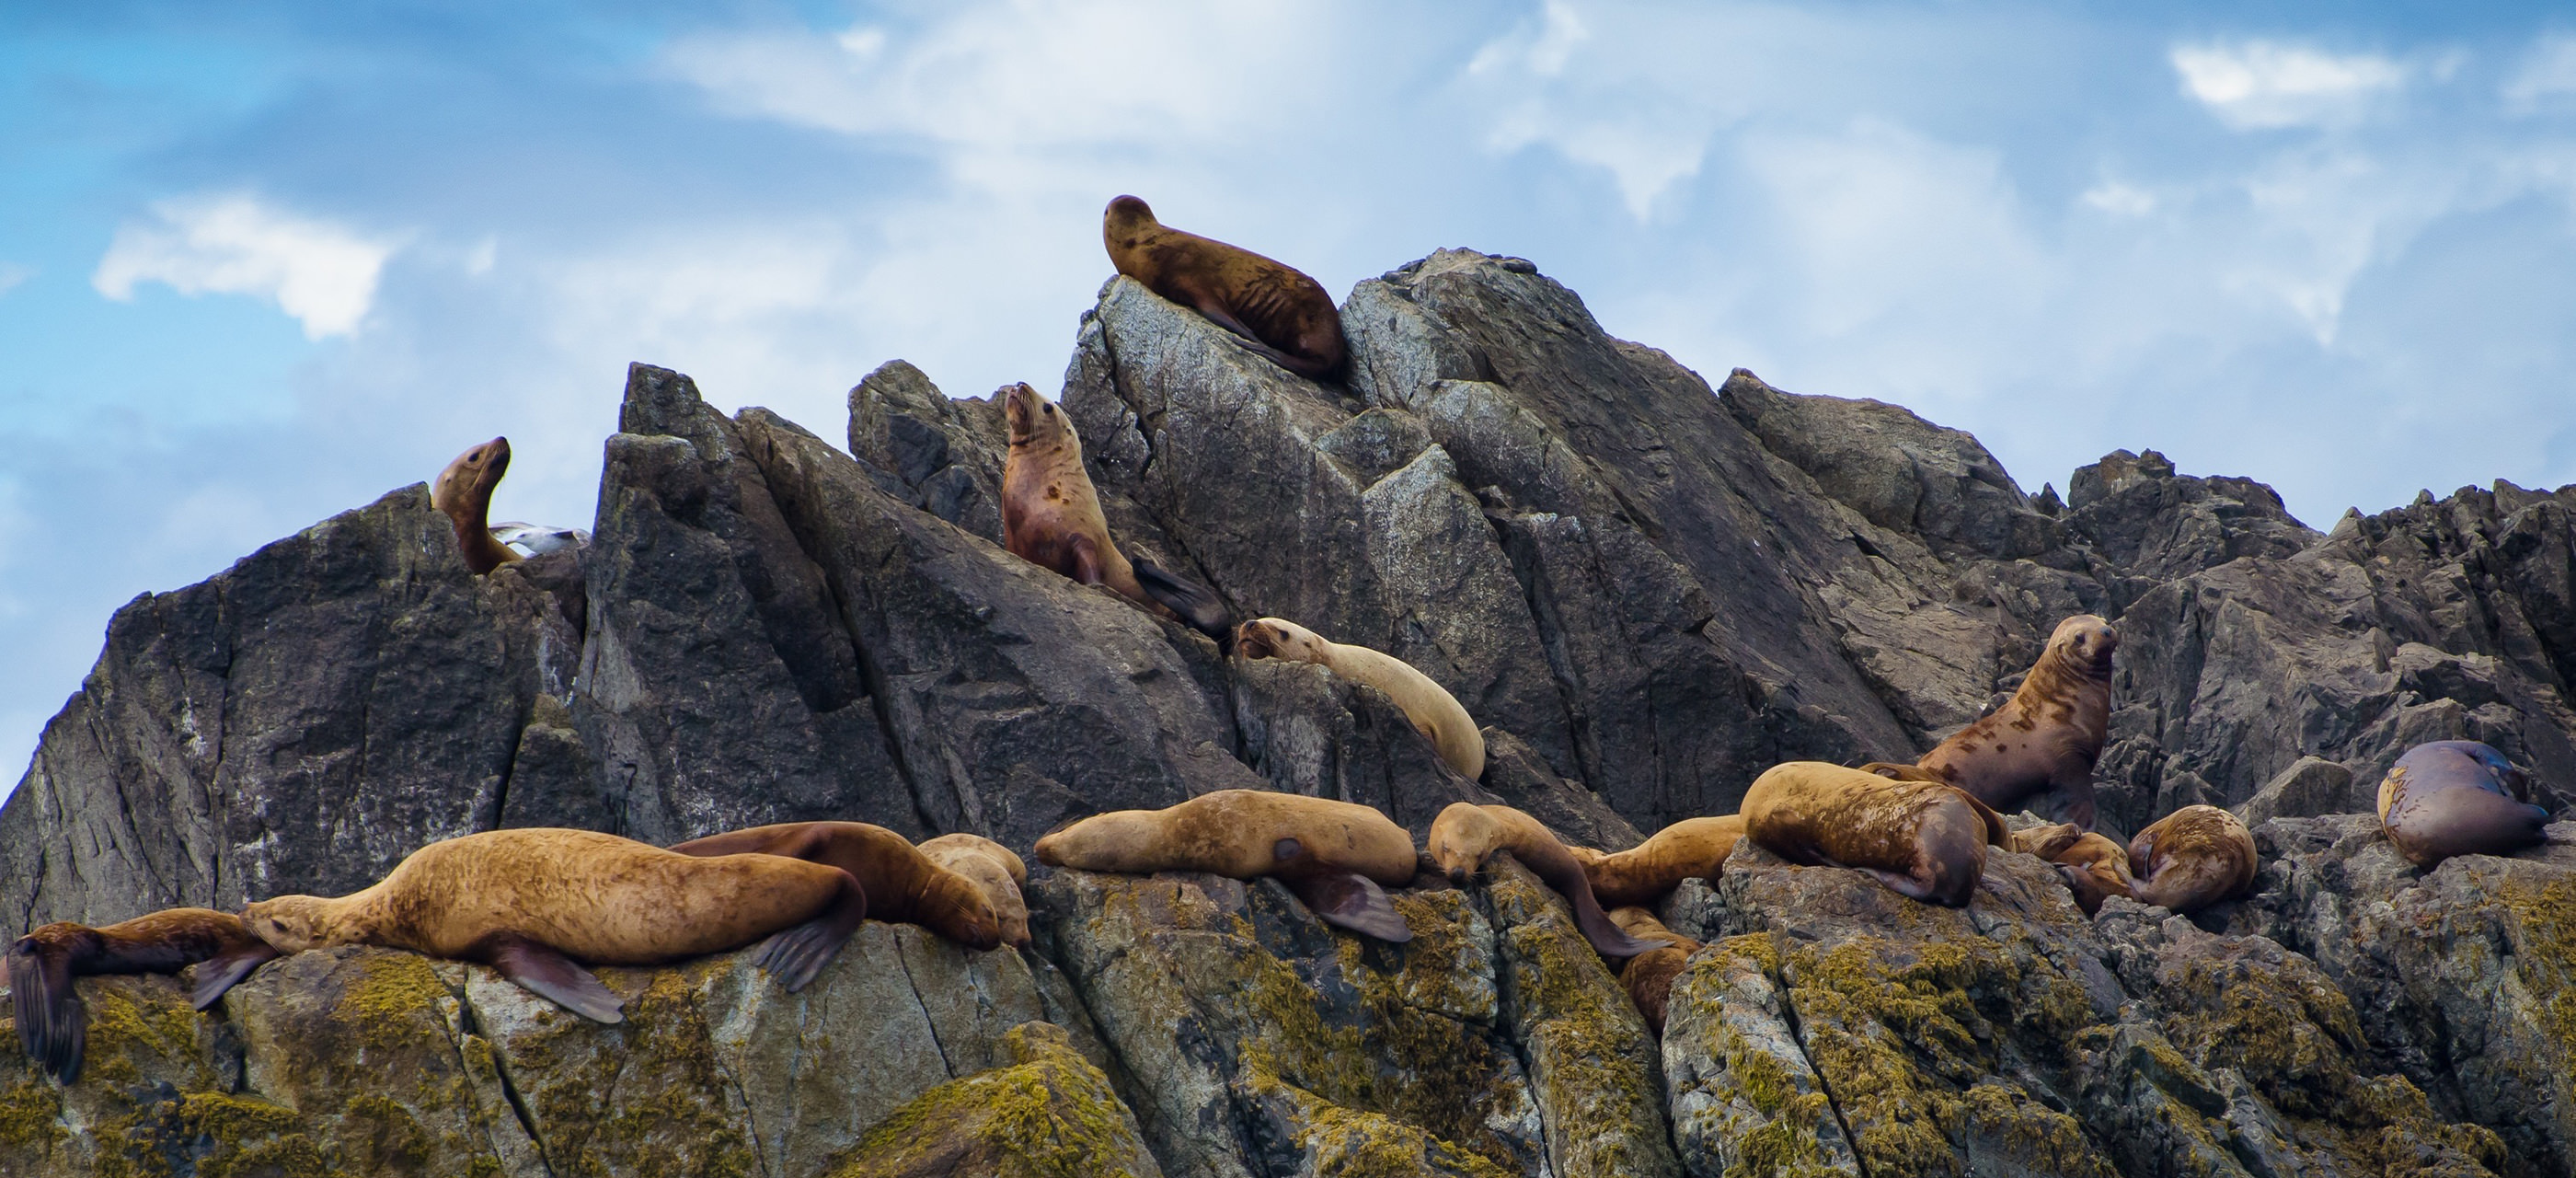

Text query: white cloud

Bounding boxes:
[2172,40,2408,131]
[0,263,29,297]
[93,194,400,339]
[1461,1,1741,219]
[2082,180,2157,217]
[2505,34,2576,113]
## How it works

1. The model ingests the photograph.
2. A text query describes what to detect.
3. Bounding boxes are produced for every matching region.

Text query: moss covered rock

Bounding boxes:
[827,1022,1158,1178]
[1661,934,1857,1176]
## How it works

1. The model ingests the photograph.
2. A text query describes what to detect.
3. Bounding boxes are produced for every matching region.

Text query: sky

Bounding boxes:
[5,0,2576,792]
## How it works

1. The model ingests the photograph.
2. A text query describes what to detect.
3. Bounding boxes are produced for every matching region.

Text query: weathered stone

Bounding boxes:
[827,1021,1162,1178]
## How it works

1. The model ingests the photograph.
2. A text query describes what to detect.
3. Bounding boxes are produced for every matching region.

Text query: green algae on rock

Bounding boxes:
[828,1022,1158,1178]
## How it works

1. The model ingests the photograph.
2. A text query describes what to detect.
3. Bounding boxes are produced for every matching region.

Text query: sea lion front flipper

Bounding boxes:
[1188,297,1317,375]
[1133,558,1232,639]
[755,871,869,992]
[9,939,85,1082]
[1284,872,1413,942]
[188,942,282,1011]
[1067,533,1106,587]
[485,935,625,1023]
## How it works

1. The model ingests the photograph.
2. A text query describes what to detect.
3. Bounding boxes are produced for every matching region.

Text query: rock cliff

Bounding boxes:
[6,250,2575,1176]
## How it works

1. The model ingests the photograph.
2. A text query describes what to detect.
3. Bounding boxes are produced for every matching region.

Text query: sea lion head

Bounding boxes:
[1235,617,1330,664]
[239,896,336,953]
[2046,615,2119,680]
[1033,810,1146,872]
[1103,195,1158,248]
[1427,803,1502,884]
[432,436,512,517]
[1002,383,1075,450]
[926,871,1005,952]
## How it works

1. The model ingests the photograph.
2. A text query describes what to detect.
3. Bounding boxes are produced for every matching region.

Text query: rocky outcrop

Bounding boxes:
[6,248,2575,1175]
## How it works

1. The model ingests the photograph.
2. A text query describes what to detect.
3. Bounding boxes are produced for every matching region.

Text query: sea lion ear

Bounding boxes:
[1273,837,1305,864]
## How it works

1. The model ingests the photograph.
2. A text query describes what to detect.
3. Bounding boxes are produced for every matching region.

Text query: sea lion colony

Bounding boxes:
[9,195,2559,1084]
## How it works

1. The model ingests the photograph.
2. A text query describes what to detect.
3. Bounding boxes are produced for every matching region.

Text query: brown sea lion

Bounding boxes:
[8,908,280,1082]
[1236,618,1486,780]
[239,828,868,1022]
[1034,790,1417,942]
[1428,803,1657,957]
[2010,822,2134,916]
[918,834,1033,948]
[1000,382,1229,638]
[1915,615,2119,829]
[2378,741,2551,869]
[1742,762,2009,907]
[2122,805,2259,913]
[1102,195,1347,380]
[1572,815,1747,907]
[667,822,1002,951]
[432,436,523,575]
[1607,907,1700,1035]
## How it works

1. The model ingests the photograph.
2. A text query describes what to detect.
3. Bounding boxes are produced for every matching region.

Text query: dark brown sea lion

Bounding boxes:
[1033,790,1417,942]
[1428,803,1658,958]
[1571,815,1747,907]
[1607,907,1700,1035]
[8,908,280,1082]
[2377,741,2549,869]
[1102,195,1347,380]
[1000,383,1229,638]
[1236,617,1485,780]
[432,436,523,574]
[239,828,868,1022]
[2010,822,2133,916]
[1915,615,2119,828]
[917,834,1032,948]
[2123,805,2259,912]
[668,822,1003,951]
[1742,761,2009,907]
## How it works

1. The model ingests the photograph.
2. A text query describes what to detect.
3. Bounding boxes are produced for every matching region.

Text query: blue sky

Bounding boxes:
[6,1,2576,791]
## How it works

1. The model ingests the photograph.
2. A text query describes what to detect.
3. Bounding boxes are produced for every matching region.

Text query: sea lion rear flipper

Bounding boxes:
[188,942,281,1011]
[1571,895,1662,959]
[485,935,625,1023]
[1133,559,1233,639]
[1285,872,1412,942]
[9,940,85,1082]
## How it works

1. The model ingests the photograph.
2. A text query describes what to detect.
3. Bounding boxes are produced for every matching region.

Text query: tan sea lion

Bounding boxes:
[1034,790,1417,941]
[239,828,868,1022]
[1102,195,1347,380]
[917,834,1033,948]
[1607,907,1700,1035]
[1915,615,2119,829]
[2010,822,2134,916]
[1742,762,2009,907]
[9,908,280,1082]
[2124,805,2259,912]
[667,822,1002,951]
[1000,382,1229,638]
[432,436,523,575]
[1573,815,1747,907]
[1428,803,1657,957]
[2378,741,2551,869]
[1236,617,1486,780]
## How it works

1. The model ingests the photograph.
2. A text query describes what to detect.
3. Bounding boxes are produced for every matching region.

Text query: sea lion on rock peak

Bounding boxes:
[239,828,868,1022]
[9,908,281,1082]
[2122,805,2258,913]
[1428,803,1658,958]
[432,436,524,575]
[1035,790,1418,941]
[917,834,1033,948]
[2377,740,2549,869]
[1742,761,2009,907]
[668,822,1003,951]
[1571,814,1747,907]
[1000,382,1230,639]
[1102,195,1348,380]
[1607,907,1700,1035]
[1236,617,1486,781]
[1915,615,2119,829]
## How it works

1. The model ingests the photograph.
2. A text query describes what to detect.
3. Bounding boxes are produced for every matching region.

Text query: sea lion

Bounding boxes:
[1236,618,1486,780]
[1607,907,1700,1035]
[8,908,280,1082]
[1427,803,1658,958]
[1742,762,2010,907]
[1000,382,1230,638]
[1102,195,1347,380]
[918,834,1033,948]
[2377,741,2549,869]
[239,828,868,1022]
[1033,789,1417,942]
[2122,805,2259,913]
[1572,815,1747,907]
[2010,822,2133,916]
[667,822,1002,951]
[1915,615,2120,829]
[432,436,523,575]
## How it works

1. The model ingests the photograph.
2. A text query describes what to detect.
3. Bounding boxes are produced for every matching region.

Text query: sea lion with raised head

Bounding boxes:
[917,834,1033,948]
[2010,822,2134,916]
[1000,382,1230,638]
[1607,907,1700,1035]
[1571,815,1748,907]
[1034,790,1417,941]
[9,908,281,1082]
[1915,615,2119,829]
[1742,762,2009,907]
[1428,803,1658,958]
[2377,741,2549,869]
[668,822,1003,951]
[433,436,524,575]
[1102,195,1347,380]
[1236,617,1486,780]
[239,828,868,1022]
[2122,805,2259,913]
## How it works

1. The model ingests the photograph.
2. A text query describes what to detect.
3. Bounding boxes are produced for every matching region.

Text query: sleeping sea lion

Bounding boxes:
[1236,618,1485,780]
[9,908,280,1082]
[432,436,523,575]
[1572,814,1747,907]
[1607,907,1700,1035]
[2122,805,2259,913]
[917,834,1033,948]
[1102,195,1347,380]
[1742,762,2010,907]
[667,822,1002,951]
[1428,803,1657,958]
[2010,822,2133,916]
[1000,382,1229,638]
[239,828,868,1022]
[1034,790,1417,942]
[1915,615,2119,828]
[2377,741,2549,869]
